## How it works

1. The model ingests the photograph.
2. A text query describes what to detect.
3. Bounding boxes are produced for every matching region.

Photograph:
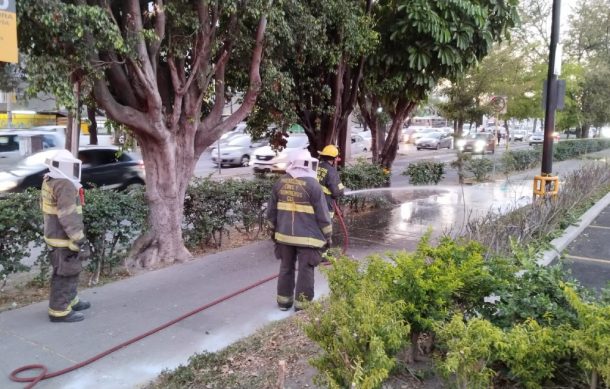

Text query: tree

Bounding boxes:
[18,1,270,266]
[358,0,519,169]
[249,0,376,160]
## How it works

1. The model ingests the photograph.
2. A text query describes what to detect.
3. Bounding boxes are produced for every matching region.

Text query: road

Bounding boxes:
[193,140,532,179]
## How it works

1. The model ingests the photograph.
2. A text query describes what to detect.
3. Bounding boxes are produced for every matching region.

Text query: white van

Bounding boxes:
[0,130,65,169]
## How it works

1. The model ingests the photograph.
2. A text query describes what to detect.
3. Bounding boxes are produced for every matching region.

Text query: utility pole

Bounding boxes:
[534,0,561,199]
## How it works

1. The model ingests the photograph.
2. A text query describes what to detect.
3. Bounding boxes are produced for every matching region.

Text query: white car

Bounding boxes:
[210,134,268,167]
[252,133,309,173]
[351,133,369,155]
[415,132,452,150]
[0,130,65,169]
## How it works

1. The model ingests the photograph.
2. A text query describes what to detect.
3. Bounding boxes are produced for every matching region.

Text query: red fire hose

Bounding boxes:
[10,208,351,388]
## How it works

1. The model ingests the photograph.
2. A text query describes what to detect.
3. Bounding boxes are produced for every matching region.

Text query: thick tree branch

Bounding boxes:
[148,0,166,75]
[93,78,158,139]
[195,11,269,154]
[126,0,163,117]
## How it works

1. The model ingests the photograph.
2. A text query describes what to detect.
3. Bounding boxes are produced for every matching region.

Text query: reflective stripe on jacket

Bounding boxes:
[316,160,345,211]
[41,176,85,252]
[266,175,332,248]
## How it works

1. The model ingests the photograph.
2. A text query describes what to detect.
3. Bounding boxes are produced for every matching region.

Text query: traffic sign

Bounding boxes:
[0,0,17,63]
[490,96,507,114]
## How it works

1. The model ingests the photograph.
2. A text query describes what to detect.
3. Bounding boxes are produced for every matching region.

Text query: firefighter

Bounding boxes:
[267,149,332,311]
[42,149,91,323]
[316,145,345,218]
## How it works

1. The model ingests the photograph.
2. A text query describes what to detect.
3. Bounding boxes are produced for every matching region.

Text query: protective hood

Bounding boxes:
[286,149,318,179]
[45,149,82,189]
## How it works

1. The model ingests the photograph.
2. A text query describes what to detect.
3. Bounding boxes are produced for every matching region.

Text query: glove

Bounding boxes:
[76,240,91,261]
[324,236,332,250]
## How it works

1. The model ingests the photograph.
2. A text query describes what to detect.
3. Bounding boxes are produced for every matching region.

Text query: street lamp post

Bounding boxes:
[534,0,561,199]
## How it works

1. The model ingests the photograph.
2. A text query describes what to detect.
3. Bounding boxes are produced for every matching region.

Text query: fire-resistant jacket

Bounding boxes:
[41,176,85,252]
[316,160,345,211]
[267,175,332,248]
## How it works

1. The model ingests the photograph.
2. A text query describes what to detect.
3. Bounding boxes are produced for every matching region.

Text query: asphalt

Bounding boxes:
[2,149,610,389]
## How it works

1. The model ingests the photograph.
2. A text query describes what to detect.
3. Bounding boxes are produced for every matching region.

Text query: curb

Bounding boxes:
[538,191,610,266]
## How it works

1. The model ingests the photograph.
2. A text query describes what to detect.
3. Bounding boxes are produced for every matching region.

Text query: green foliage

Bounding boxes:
[484,260,582,330]
[183,177,276,247]
[500,149,541,174]
[0,190,43,283]
[553,139,610,161]
[463,157,494,182]
[388,236,492,334]
[82,188,148,277]
[402,160,445,185]
[565,286,610,385]
[435,314,504,389]
[304,257,409,389]
[499,320,569,389]
[339,159,389,210]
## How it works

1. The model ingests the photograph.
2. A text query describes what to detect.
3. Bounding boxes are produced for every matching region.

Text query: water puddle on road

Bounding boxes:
[337,180,532,251]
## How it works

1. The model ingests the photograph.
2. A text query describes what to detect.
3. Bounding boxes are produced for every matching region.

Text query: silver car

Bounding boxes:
[415,132,452,150]
[210,135,268,167]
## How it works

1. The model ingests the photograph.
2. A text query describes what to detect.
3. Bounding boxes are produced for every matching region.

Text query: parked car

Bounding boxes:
[350,133,369,154]
[415,132,452,150]
[252,134,309,173]
[0,130,65,169]
[456,132,496,154]
[210,134,268,167]
[356,131,372,152]
[0,147,145,194]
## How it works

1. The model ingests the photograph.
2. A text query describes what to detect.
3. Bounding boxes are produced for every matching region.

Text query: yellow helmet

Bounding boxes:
[318,145,339,158]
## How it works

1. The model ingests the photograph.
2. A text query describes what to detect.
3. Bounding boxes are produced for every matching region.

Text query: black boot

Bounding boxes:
[49,311,85,323]
[72,300,91,311]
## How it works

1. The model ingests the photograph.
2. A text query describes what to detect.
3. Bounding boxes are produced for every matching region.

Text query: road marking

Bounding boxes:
[589,225,610,230]
[565,254,610,265]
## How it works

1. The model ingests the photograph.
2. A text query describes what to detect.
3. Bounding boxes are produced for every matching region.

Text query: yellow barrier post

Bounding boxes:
[533,175,559,200]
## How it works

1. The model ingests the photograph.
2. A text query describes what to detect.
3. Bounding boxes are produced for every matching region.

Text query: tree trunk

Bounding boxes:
[127,133,194,268]
[582,124,591,139]
[379,100,415,169]
[87,104,98,145]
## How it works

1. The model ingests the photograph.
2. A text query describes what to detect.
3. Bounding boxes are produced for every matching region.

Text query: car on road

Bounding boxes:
[252,134,309,173]
[415,132,452,150]
[528,131,544,145]
[409,127,439,144]
[528,131,561,145]
[0,147,145,194]
[355,131,372,152]
[0,130,65,169]
[456,132,496,154]
[210,134,268,167]
[350,133,369,154]
[509,129,527,141]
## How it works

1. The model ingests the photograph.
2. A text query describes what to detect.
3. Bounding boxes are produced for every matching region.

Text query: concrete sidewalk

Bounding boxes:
[1,151,610,389]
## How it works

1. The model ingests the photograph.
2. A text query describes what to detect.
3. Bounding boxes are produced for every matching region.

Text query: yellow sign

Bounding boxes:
[0,0,17,63]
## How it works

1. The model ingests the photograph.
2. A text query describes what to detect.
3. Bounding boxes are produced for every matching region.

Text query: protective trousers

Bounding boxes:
[276,243,322,310]
[48,248,81,318]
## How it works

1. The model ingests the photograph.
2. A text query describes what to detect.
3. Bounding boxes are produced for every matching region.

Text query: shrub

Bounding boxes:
[0,189,44,286]
[554,139,610,161]
[464,157,494,182]
[435,314,504,389]
[402,160,445,185]
[83,187,148,284]
[499,319,569,389]
[339,159,389,210]
[184,178,242,248]
[230,176,276,236]
[501,149,541,174]
[304,257,409,389]
[564,286,610,387]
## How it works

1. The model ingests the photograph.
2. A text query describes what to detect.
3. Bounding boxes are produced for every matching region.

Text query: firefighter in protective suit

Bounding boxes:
[42,149,91,323]
[316,145,345,218]
[267,149,332,311]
